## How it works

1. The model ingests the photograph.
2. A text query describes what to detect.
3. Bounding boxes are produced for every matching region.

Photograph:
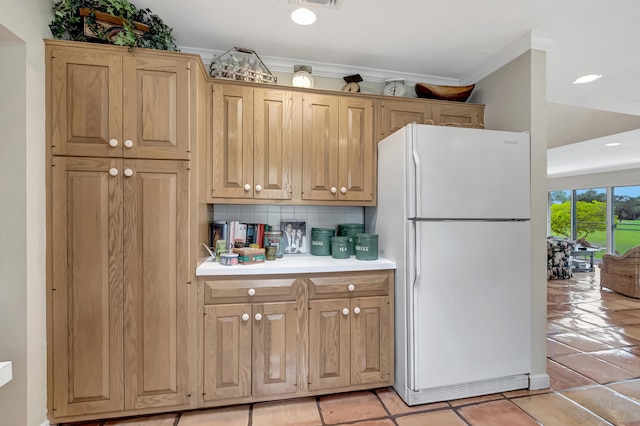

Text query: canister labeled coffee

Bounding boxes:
[354,233,378,260]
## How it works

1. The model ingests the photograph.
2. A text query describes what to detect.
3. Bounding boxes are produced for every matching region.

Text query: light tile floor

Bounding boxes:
[64,269,640,425]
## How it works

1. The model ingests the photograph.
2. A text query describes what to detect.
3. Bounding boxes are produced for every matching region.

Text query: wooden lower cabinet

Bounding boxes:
[199,270,393,406]
[203,301,298,402]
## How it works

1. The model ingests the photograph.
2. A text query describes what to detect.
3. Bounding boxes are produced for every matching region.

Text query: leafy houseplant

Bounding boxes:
[50,0,178,51]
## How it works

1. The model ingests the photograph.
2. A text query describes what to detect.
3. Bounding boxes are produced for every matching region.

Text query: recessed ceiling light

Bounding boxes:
[572,74,602,84]
[291,7,316,25]
[604,142,621,147]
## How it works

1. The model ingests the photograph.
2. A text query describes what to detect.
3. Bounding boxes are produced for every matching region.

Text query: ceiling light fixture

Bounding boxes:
[604,142,621,147]
[572,74,602,84]
[291,7,316,25]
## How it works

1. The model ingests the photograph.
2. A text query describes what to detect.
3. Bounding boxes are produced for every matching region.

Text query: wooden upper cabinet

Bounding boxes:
[339,97,374,203]
[302,94,375,204]
[49,47,124,157]
[432,103,484,127]
[378,97,485,141]
[379,98,432,140]
[209,83,296,201]
[48,43,192,159]
[51,157,124,417]
[122,55,192,159]
[302,93,340,202]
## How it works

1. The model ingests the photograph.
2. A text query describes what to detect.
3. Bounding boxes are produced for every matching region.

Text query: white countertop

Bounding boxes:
[0,361,12,388]
[196,254,396,276]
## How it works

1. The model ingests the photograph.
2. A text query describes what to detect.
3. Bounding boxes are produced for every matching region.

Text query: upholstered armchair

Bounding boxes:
[598,246,640,298]
[547,237,576,279]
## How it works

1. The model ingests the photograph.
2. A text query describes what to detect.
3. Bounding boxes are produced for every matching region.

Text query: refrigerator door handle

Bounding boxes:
[411,124,422,219]
[408,219,421,391]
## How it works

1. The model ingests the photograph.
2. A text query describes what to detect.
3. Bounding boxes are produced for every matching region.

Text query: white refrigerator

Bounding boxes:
[366,123,531,405]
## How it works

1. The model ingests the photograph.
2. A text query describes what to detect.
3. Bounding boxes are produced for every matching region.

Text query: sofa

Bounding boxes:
[547,237,576,279]
[598,246,640,298]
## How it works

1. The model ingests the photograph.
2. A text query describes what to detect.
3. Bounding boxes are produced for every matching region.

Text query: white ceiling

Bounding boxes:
[133,0,640,177]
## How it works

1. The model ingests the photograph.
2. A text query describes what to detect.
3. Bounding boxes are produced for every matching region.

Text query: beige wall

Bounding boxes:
[471,50,550,387]
[0,1,50,425]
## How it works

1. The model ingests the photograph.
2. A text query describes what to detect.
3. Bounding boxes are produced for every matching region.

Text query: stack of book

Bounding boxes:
[209,221,272,250]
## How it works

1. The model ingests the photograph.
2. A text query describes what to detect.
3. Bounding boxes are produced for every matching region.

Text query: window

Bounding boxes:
[612,185,640,255]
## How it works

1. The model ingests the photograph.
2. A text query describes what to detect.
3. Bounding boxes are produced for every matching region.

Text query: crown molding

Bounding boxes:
[460,29,557,86]
[178,45,459,87]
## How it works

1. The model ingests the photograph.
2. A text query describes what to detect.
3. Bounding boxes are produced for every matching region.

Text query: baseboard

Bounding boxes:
[529,373,550,390]
[40,419,50,426]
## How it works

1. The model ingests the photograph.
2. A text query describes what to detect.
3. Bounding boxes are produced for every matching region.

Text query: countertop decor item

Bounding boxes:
[49,0,178,51]
[209,47,277,84]
[415,83,475,102]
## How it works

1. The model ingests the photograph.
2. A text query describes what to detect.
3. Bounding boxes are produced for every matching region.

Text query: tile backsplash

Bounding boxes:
[212,204,364,233]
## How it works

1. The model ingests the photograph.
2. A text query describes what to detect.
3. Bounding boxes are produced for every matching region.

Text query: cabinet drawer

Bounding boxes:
[203,277,301,304]
[308,273,390,300]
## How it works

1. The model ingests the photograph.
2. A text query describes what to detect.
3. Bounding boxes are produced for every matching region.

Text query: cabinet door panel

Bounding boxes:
[203,304,252,401]
[339,98,374,202]
[252,302,298,396]
[351,297,391,386]
[253,89,294,200]
[51,157,124,416]
[432,104,483,126]
[50,48,123,157]
[308,299,350,390]
[210,84,254,199]
[379,99,432,140]
[123,159,190,409]
[302,94,339,201]
[123,56,191,160]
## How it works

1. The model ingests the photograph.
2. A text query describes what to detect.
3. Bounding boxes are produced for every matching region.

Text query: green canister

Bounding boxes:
[354,233,378,260]
[310,228,335,256]
[337,223,365,256]
[331,236,350,259]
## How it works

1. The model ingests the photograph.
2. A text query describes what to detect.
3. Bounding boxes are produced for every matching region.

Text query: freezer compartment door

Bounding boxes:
[409,125,530,220]
[410,220,531,391]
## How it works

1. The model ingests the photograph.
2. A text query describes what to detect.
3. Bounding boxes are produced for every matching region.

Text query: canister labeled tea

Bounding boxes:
[331,236,350,259]
[311,228,335,256]
[354,233,378,260]
[337,223,365,256]
[263,231,284,258]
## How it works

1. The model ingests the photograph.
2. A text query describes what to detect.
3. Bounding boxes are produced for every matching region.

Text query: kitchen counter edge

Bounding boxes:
[196,255,396,276]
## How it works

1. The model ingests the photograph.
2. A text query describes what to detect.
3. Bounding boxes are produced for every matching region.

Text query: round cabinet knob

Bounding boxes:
[109,139,119,147]
[255,185,262,192]
[244,184,251,191]
[348,284,355,292]
[109,168,118,176]
[341,187,347,194]
[331,187,337,194]
[124,139,133,148]
[124,168,133,177]
[342,308,349,316]
[353,307,361,315]
[255,313,263,321]
[241,313,249,322]
[247,288,256,296]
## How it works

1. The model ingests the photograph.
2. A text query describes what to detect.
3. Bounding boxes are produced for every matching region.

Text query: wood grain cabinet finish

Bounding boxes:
[50,157,192,417]
[378,97,484,140]
[202,278,302,404]
[47,40,199,422]
[208,83,299,202]
[308,273,392,391]
[302,94,375,204]
[49,44,192,160]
